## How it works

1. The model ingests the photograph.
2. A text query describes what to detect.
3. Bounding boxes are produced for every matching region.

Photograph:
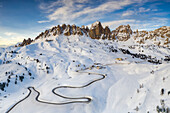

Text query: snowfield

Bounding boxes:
[0,34,170,113]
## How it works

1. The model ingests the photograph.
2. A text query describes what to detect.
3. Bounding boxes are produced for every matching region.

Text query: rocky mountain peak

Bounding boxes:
[89,21,104,39]
[153,26,170,38]
[18,38,33,47]
[91,21,102,29]
[17,21,170,47]
[115,24,132,34]
[112,24,132,41]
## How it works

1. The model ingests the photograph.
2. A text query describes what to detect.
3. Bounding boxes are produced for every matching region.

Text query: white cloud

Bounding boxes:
[4,32,17,36]
[139,7,150,12]
[0,32,28,46]
[152,9,158,11]
[130,17,168,31]
[122,10,134,16]
[36,0,169,32]
[38,0,145,24]
[122,7,152,17]
[37,20,51,23]
[0,37,22,46]
[101,19,136,29]
[0,36,3,39]
[0,37,17,46]
[99,17,168,31]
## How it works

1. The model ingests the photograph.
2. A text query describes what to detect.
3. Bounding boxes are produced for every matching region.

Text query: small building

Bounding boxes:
[116,58,123,61]
[96,66,100,69]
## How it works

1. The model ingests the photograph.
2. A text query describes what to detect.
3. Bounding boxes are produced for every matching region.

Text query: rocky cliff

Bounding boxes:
[18,21,170,47]
[17,38,33,47]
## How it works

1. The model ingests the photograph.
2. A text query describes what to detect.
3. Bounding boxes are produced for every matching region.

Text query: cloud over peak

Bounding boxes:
[38,0,145,24]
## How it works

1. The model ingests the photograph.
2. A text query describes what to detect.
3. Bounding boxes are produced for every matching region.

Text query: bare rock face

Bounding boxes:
[81,25,89,36]
[50,26,57,36]
[61,24,66,31]
[164,38,169,45]
[76,26,83,36]
[62,24,84,36]
[16,21,170,47]
[72,24,77,35]
[104,26,111,35]
[89,28,96,39]
[52,25,62,36]
[154,26,170,39]
[19,38,33,47]
[35,35,40,40]
[57,25,62,35]
[64,25,71,36]
[85,26,89,32]
[89,21,104,39]
[51,26,57,33]
[166,34,170,38]
[133,26,170,46]
[113,24,133,41]
[111,34,116,40]
[103,26,111,40]
[35,32,44,40]
[44,30,49,38]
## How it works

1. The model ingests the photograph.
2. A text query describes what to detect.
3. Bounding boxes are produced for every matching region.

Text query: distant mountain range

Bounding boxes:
[17,21,170,47]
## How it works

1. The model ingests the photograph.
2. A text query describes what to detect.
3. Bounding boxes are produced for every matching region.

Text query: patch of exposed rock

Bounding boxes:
[112,24,132,41]
[18,38,33,47]
[17,21,170,47]
[133,26,170,46]
[89,21,104,39]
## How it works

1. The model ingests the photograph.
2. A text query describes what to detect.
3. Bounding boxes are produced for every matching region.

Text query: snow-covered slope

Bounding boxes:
[0,24,170,113]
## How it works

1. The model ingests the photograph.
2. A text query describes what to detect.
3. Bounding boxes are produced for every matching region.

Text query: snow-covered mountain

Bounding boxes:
[18,21,170,47]
[0,21,170,113]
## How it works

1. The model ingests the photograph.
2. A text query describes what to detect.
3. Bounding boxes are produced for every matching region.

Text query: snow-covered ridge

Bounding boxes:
[0,22,170,113]
[17,21,170,47]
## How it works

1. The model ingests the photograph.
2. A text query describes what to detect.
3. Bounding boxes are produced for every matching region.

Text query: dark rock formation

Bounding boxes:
[81,25,89,36]
[61,24,66,31]
[72,24,77,35]
[18,38,33,47]
[103,26,111,40]
[57,25,62,35]
[15,21,169,47]
[44,30,49,38]
[76,26,83,36]
[89,21,104,39]
[64,25,71,36]
[113,24,133,41]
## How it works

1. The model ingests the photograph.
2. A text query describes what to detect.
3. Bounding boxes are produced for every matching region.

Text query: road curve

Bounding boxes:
[6,67,106,113]
[5,88,32,113]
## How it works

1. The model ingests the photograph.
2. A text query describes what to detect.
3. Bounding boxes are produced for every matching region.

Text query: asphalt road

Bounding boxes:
[6,66,106,113]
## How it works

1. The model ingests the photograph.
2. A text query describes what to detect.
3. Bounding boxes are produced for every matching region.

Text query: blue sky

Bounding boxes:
[0,0,169,46]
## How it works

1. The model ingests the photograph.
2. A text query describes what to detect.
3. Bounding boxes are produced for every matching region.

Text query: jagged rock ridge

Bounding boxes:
[17,21,170,47]
[17,38,33,47]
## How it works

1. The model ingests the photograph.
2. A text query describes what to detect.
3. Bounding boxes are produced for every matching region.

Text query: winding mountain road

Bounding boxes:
[6,66,107,113]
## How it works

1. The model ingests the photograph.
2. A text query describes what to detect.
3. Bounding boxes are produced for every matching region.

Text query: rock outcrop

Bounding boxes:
[113,24,132,41]
[17,21,170,47]
[103,26,111,40]
[72,24,77,35]
[89,21,104,39]
[64,25,71,36]
[18,38,33,47]
[76,27,83,36]
[132,26,170,46]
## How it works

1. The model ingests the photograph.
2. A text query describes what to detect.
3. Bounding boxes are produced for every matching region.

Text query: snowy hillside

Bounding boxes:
[0,22,170,113]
